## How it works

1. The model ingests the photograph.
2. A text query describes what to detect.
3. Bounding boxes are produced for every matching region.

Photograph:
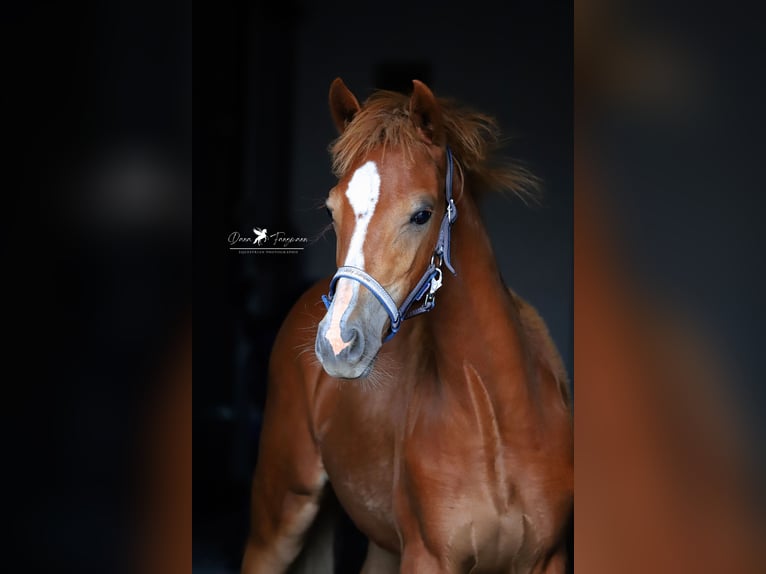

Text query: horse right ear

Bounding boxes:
[329,77,361,134]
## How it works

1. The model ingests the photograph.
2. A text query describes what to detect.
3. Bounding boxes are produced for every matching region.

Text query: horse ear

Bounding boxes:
[409,80,444,146]
[329,77,360,134]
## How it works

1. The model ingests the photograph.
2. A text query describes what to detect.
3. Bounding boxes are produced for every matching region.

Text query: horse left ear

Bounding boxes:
[409,80,444,146]
[329,77,361,134]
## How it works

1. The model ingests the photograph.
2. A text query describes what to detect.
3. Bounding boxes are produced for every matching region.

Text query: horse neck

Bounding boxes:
[424,190,529,381]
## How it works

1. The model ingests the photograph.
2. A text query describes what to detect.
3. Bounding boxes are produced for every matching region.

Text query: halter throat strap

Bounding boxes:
[322,146,458,342]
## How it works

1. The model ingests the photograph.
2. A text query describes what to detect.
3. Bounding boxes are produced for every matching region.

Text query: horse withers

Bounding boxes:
[242,78,573,573]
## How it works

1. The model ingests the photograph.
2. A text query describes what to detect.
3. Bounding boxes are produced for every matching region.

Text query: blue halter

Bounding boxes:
[322,146,458,342]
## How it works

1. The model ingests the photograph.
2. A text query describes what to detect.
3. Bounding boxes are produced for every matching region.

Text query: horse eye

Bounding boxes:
[410,210,432,225]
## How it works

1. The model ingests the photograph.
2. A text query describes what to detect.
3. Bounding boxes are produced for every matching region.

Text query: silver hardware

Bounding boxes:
[446,198,457,223]
[429,268,443,295]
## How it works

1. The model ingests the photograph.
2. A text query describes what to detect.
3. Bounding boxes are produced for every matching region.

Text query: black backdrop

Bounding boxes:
[195,1,573,571]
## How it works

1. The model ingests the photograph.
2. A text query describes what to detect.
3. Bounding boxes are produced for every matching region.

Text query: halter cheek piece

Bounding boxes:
[322,146,458,342]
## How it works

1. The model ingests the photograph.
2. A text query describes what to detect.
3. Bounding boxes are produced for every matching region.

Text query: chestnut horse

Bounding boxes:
[242,78,573,573]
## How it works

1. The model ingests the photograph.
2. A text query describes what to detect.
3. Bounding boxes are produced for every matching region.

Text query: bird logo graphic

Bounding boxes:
[253,227,268,245]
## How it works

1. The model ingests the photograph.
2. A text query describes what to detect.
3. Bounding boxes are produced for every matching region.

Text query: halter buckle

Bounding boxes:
[423,268,443,309]
[429,268,443,296]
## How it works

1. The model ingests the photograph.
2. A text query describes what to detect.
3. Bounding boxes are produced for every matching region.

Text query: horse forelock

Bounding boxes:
[329,89,541,203]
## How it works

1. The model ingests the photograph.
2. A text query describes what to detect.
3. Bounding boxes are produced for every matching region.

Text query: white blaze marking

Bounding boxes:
[326,161,380,356]
[343,161,380,267]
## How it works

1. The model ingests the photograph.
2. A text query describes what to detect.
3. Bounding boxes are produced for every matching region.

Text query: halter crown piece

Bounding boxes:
[322,146,458,342]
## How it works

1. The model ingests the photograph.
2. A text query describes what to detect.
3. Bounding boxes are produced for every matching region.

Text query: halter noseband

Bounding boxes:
[321,146,458,342]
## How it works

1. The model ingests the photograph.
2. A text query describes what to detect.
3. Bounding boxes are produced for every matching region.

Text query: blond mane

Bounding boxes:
[330,90,539,202]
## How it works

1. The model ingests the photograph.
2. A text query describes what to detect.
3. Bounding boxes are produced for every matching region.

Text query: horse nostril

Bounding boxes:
[344,327,364,362]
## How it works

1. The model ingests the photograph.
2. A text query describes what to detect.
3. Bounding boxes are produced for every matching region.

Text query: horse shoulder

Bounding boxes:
[507,288,571,408]
[505,289,573,564]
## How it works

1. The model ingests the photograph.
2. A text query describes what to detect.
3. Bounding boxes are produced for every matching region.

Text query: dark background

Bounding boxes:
[196,0,572,572]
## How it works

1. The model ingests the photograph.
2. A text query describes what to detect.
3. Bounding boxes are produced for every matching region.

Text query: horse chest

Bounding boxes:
[317,381,540,562]
[317,390,401,549]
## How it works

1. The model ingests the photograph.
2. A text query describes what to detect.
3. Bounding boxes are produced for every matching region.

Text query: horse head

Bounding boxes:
[315,78,452,379]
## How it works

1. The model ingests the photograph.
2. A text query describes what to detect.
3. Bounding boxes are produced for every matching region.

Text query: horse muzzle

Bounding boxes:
[315,313,381,379]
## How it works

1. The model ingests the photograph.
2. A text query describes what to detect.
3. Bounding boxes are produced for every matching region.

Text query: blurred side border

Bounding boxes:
[3,1,191,573]
[575,1,766,572]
